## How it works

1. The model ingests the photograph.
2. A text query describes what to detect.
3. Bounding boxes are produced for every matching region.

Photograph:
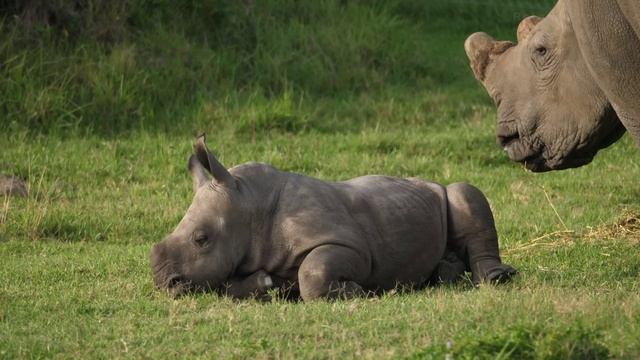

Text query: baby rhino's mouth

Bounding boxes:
[153,271,191,297]
[156,269,231,298]
[164,273,213,298]
[165,274,185,288]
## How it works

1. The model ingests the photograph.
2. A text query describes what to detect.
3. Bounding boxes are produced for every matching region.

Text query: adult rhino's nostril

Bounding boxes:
[497,132,520,148]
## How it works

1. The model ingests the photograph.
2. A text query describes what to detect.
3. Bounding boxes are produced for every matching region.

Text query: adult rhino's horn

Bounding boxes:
[517,16,542,43]
[193,134,236,188]
[464,32,513,82]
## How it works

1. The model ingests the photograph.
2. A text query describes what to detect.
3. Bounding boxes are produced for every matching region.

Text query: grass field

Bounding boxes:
[1,0,639,358]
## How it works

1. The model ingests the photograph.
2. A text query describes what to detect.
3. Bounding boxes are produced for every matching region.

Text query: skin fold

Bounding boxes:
[465,0,640,172]
[150,135,516,301]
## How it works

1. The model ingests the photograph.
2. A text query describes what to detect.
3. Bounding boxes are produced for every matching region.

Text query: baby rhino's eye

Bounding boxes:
[194,233,209,247]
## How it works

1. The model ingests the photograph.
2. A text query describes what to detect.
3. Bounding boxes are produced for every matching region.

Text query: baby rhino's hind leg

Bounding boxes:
[445,183,517,285]
[429,251,467,284]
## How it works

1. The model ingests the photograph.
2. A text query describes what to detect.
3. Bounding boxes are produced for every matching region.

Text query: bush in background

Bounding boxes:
[0,0,553,135]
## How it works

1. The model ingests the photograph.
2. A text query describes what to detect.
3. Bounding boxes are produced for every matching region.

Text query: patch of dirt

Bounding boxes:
[0,174,28,197]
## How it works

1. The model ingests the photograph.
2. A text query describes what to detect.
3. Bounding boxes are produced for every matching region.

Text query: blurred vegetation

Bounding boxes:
[0,0,554,135]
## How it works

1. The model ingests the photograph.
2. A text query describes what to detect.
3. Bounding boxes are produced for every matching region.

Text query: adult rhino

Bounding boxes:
[464,0,640,171]
[150,135,516,301]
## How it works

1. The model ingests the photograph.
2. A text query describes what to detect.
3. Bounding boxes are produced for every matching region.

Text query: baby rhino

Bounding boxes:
[150,135,516,301]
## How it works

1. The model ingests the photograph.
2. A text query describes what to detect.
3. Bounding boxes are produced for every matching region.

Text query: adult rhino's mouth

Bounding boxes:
[505,146,555,172]
[497,123,549,171]
[501,134,623,172]
[501,136,594,172]
[498,128,591,172]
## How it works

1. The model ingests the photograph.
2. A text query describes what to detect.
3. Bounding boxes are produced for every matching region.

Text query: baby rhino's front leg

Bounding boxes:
[446,183,517,285]
[298,245,369,301]
[220,270,274,300]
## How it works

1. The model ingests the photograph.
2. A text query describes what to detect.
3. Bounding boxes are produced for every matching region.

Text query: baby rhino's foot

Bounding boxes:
[473,263,517,286]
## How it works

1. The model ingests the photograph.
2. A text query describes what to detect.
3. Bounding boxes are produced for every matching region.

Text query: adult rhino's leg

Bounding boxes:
[445,183,516,285]
[298,244,369,301]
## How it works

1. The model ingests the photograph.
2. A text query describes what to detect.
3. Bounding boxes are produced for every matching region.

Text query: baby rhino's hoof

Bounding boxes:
[475,264,517,286]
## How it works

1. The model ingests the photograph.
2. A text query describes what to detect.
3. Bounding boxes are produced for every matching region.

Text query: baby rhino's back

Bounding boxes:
[337,175,448,289]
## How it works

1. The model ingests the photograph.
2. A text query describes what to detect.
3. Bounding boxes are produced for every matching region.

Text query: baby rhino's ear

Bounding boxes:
[192,134,236,188]
[188,154,209,193]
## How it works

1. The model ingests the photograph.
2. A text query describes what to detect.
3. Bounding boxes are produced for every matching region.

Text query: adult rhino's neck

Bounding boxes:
[568,0,640,144]
[548,0,572,35]
[230,163,289,276]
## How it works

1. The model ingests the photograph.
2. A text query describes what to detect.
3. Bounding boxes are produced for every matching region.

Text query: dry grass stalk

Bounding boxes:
[504,210,640,256]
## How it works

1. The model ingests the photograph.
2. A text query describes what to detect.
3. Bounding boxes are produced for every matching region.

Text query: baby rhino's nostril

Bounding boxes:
[167,274,184,288]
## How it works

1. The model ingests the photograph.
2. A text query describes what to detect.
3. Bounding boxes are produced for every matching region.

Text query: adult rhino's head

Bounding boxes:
[464,2,625,171]
[150,135,251,296]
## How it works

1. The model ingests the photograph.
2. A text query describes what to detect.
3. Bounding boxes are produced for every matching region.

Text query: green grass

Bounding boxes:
[2,0,640,358]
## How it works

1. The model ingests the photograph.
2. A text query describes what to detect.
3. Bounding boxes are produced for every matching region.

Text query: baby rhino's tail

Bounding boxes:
[444,182,517,286]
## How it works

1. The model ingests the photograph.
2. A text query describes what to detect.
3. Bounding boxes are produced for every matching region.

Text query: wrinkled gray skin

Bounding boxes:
[150,135,516,301]
[465,0,640,171]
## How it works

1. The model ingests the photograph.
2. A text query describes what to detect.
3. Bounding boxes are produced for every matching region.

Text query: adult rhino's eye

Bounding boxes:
[531,45,550,69]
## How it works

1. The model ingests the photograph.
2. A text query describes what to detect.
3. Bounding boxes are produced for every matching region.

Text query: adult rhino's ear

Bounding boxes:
[517,16,542,43]
[192,134,236,188]
[464,32,513,82]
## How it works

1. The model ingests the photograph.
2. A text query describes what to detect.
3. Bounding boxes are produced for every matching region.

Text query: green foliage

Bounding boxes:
[0,0,132,42]
[0,0,554,135]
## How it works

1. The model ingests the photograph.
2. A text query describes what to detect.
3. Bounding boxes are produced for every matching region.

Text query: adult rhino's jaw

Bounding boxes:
[498,127,593,172]
[498,123,625,172]
[500,103,626,172]
[544,117,626,171]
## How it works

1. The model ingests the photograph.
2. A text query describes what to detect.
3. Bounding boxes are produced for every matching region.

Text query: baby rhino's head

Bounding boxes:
[150,135,251,296]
